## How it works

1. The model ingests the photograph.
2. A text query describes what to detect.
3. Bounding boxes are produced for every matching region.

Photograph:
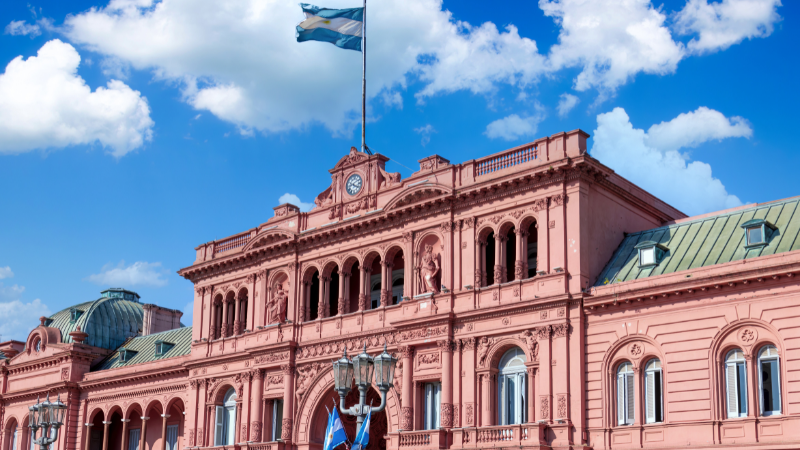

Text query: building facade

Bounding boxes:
[2,130,800,450]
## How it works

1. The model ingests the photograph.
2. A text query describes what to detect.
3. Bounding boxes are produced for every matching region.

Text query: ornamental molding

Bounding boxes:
[86,383,187,405]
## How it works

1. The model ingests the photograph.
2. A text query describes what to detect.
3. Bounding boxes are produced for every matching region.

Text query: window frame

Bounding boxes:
[725,349,748,418]
[634,241,668,269]
[617,362,635,426]
[758,345,781,416]
[644,359,663,424]
[740,219,777,248]
[423,382,441,430]
[497,348,527,425]
[215,388,237,446]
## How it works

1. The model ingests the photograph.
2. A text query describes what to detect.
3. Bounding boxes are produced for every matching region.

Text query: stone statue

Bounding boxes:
[418,244,440,294]
[478,336,491,367]
[267,283,288,324]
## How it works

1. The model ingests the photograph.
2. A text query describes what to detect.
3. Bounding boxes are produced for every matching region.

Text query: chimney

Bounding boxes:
[142,304,183,336]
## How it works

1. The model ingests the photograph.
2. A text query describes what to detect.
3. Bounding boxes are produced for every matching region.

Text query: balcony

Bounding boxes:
[388,424,547,450]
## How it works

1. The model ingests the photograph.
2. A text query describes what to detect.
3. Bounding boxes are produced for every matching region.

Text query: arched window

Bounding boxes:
[725,349,748,418]
[644,359,663,423]
[215,388,237,446]
[759,345,781,416]
[617,362,634,426]
[498,348,527,425]
[9,420,19,450]
[34,338,41,352]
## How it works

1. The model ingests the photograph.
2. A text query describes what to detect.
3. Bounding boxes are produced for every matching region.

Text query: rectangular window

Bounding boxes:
[214,406,225,446]
[166,425,178,450]
[639,247,656,266]
[645,371,663,423]
[617,372,634,425]
[747,226,763,245]
[128,429,141,450]
[760,359,781,415]
[423,382,441,430]
[726,362,748,418]
[272,400,283,441]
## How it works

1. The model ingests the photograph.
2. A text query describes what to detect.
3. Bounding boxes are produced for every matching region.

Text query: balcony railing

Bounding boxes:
[214,231,252,255]
[387,429,447,449]
[474,143,538,177]
[450,423,545,449]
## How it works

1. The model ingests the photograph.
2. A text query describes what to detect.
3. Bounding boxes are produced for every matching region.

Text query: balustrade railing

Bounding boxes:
[214,231,251,254]
[399,432,431,447]
[475,143,538,177]
[390,429,446,449]
[451,423,543,449]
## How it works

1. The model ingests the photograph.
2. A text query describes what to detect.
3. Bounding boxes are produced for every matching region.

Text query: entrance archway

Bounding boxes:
[309,384,388,450]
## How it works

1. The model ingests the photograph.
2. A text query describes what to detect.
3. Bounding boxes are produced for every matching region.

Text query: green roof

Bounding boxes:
[91,327,193,371]
[47,297,144,350]
[596,196,800,286]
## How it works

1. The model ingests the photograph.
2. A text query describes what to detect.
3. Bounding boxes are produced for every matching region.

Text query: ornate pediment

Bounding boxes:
[331,146,370,170]
[244,229,297,252]
[385,183,453,210]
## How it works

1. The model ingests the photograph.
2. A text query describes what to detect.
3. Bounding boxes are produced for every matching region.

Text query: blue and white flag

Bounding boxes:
[322,408,333,450]
[324,407,349,450]
[296,4,364,51]
[352,408,371,450]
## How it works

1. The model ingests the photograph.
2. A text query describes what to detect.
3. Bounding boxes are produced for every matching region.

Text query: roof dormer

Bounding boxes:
[741,219,777,248]
[634,241,669,269]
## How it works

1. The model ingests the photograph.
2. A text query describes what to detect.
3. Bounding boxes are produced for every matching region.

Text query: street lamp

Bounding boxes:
[28,393,67,450]
[333,344,397,434]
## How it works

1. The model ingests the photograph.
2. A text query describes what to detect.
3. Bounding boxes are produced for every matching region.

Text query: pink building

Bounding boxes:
[2,130,799,450]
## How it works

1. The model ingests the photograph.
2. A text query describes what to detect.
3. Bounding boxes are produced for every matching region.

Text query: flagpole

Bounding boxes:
[361,0,367,154]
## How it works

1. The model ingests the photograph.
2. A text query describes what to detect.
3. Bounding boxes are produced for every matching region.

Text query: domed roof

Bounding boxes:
[47,293,144,351]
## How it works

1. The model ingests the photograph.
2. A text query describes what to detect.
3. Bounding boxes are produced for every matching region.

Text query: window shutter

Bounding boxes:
[274,400,283,440]
[737,363,748,415]
[214,406,225,446]
[520,373,527,424]
[771,360,781,413]
[726,363,738,418]
[226,407,237,445]
[617,375,625,425]
[435,383,442,429]
[13,430,18,450]
[626,374,634,425]
[645,371,655,423]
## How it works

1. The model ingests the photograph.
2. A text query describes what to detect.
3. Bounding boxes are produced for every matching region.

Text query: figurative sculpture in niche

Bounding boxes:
[418,244,441,294]
[267,283,288,324]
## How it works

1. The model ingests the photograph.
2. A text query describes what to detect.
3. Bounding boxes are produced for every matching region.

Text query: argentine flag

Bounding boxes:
[352,408,371,450]
[324,407,349,450]
[322,408,333,450]
[296,4,364,51]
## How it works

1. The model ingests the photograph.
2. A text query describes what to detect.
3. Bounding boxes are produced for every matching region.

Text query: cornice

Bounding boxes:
[86,382,187,404]
[79,366,189,390]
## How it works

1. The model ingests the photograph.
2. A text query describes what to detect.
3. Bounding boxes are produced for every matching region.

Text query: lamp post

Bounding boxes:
[28,393,68,450]
[332,344,397,436]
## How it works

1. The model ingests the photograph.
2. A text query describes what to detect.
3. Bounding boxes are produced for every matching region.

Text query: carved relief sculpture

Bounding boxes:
[267,283,288,324]
[418,244,441,294]
[477,337,492,367]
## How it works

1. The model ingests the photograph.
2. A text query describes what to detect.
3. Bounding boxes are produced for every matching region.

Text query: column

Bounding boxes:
[400,346,414,431]
[552,323,570,424]
[453,340,462,427]
[320,276,330,319]
[537,326,552,423]
[338,270,347,316]
[139,418,148,450]
[120,419,130,450]
[209,299,218,340]
[496,234,507,283]
[480,373,492,426]
[84,424,93,450]
[439,340,454,428]
[358,267,368,311]
[234,294,242,335]
[199,381,208,447]
[101,421,111,450]
[241,373,253,443]
[380,261,391,306]
[220,299,229,338]
[461,338,476,427]
[250,370,264,442]
[476,239,486,288]
[281,365,295,445]
[515,228,527,280]
[159,415,169,450]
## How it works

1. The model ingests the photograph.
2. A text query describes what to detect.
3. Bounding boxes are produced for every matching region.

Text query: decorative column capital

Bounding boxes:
[251,368,264,380]
[536,325,552,341]
[461,337,476,350]
[399,345,415,359]
[280,364,295,376]
[437,340,455,353]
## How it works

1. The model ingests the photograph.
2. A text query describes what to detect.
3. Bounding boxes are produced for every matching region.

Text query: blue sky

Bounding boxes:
[0,0,796,340]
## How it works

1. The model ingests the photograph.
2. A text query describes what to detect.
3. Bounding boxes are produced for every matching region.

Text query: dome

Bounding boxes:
[47,292,144,351]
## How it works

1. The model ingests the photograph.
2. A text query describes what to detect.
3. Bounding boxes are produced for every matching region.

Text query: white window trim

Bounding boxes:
[644,361,663,424]
[758,347,781,416]
[497,348,527,425]
[423,382,441,430]
[215,389,237,446]
[617,363,634,426]
[725,350,748,418]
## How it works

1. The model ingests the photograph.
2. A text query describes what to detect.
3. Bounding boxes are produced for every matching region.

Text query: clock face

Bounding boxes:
[346,174,363,195]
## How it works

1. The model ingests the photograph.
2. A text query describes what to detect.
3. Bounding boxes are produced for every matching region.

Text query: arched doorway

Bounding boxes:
[309,384,388,450]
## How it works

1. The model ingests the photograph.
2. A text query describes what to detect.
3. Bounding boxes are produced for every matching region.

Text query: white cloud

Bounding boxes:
[85,261,168,287]
[181,301,194,326]
[414,124,437,146]
[0,267,13,280]
[0,39,154,157]
[541,0,685,94]
[557,93,579,118]
[591,107,745,216]
[278,193,315,212]
[675,0,782,55]
[100,56,131,80]
[485,105,546,141]
[645,106,752,152]
[0,279,51,341]
[63,0,547,136]
[5,20,41,37]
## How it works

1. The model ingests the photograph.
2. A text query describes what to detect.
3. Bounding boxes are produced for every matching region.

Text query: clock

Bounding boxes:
[345,174,363,196]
